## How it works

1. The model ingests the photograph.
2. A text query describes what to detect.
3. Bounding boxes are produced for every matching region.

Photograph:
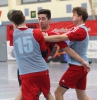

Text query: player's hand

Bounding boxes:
[82,61,90,72]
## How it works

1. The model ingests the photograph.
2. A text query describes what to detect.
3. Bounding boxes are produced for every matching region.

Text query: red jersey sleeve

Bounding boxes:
[67,28,86,41]
[9,30,14,46]
[33,29,47,52]
[56,41,68,48]
[48,31,68,48]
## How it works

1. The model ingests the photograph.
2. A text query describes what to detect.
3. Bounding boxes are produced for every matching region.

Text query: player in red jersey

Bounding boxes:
[38,9,69,62]
[9,9,90,100]
[44,7,91,100]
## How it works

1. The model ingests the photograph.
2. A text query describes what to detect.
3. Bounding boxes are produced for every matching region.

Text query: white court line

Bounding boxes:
[1,89,97,100]
[67,88,97,93]
[40,88,97,96]
[87,84,97,86]
[51,81,97,86]
[0,78,97,86]
[0,78,17,80]
[1,98,14,100]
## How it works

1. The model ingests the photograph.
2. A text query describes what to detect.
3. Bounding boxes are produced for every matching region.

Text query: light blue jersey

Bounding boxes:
[67,25,89,65]
[13,28,48,75]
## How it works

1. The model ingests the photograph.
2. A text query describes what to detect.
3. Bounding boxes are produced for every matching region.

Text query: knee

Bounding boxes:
[54,89,61,97]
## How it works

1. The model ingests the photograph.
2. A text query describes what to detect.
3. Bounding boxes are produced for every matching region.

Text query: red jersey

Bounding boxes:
[39,28,68,61]
[66,25,86,41]
[9,28,47,52]
[9,30,14,46]
[9,27,68,61]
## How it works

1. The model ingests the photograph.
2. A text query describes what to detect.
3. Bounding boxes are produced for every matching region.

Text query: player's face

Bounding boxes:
[71,12,82,25]
[38,14,51,29]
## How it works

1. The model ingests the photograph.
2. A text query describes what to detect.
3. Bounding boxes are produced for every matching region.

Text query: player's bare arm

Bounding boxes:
[44,33,69,42]
[63,47,90,72]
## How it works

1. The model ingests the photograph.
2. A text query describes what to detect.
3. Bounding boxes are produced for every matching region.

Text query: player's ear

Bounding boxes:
[49,18,51,21]
[12,22,15,26]
[79,15,82,20]
[48,18,51,24]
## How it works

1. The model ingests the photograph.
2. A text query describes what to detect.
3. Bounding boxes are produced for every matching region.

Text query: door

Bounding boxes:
[0,25,7,61]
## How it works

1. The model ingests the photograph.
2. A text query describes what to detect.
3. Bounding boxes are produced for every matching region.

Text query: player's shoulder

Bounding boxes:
[33,29,43,38]
[9,30,14,34]
[9,30,14,37]
[33,29,41,34]
[78,26,87,33]
[33,28,40,32]
[47,28,60,35]
[73,25,86,32]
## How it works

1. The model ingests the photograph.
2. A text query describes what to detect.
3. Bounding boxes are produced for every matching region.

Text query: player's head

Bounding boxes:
[10,10,25,26]
[71,7,88,24]
[38,9,51,19]
[37,9,51,30]
[7,9,16,21]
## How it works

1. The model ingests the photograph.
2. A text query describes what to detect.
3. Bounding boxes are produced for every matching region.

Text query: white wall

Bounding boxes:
[0,0,96,21]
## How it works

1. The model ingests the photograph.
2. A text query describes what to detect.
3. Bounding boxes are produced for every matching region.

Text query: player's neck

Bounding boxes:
[17,23,27,28]
[40,26,50,31]
[76,21,85,26]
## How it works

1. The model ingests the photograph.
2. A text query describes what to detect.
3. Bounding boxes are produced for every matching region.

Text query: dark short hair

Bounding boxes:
[11,10,25,25]
[72,7,88,22]
[37,9,51,19]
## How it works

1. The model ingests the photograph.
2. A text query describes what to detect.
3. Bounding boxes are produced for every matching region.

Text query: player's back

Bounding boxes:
[13,28,48,75]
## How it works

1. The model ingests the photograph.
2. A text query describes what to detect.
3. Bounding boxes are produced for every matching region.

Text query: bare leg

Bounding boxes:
[76,89,91,100]
[54,85,68,100]
[15,86,22,100]
[45,92,54,100]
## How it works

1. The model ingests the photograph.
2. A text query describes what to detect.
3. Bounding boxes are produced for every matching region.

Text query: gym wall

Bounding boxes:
[0,0,96,22]
[0,0,97,62]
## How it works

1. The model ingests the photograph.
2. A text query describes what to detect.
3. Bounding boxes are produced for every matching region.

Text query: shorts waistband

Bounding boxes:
[69,64,83,67]
[20,70,49,79]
